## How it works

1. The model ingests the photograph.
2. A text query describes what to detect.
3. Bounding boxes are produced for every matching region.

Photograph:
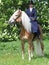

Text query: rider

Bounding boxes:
[25,0,41,38]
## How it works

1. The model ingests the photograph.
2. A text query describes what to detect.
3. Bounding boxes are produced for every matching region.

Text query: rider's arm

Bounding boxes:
[31,8,37,20]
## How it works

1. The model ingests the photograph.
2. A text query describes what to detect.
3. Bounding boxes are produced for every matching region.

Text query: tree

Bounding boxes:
[0,0,49,41]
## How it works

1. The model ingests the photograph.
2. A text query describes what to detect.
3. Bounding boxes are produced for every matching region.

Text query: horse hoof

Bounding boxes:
[22,58,24,60]
[22,56,24,60]
[31,54,34,58]
[31,52,34,58]
[29,57,31,61]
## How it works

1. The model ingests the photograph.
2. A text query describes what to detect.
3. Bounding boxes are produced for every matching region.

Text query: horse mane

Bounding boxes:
[21,11,31,33]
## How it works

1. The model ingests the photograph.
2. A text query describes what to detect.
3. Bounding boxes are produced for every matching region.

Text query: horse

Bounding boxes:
[9,9,44,61]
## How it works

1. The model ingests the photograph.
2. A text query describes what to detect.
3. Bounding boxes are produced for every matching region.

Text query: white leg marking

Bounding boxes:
[22,53,24,60]
[28,50,31,61]
[29,53,31,61]
[31,51,34,58]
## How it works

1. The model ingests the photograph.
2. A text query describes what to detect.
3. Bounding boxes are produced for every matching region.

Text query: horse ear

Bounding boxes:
[17,9,22,15]
[19,9,22,12]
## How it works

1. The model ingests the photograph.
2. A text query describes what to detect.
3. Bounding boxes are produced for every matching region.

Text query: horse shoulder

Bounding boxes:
[20,26,25,38]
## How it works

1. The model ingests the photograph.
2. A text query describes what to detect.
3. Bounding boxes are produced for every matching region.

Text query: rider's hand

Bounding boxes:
[30,17,35,20]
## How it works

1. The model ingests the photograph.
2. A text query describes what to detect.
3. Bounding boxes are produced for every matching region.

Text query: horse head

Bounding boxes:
[8,9,22,24]
[9,9,31,33]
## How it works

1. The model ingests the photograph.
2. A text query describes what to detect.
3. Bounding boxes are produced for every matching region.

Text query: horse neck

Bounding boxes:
[21,11,31,33]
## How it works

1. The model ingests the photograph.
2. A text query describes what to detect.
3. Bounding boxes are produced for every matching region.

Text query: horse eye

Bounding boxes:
[15,15,18,16]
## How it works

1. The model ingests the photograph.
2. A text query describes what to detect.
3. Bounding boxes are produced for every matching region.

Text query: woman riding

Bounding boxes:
[25,0,42,39]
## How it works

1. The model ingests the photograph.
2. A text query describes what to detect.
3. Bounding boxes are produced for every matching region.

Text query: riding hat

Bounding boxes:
[28,0,34,5]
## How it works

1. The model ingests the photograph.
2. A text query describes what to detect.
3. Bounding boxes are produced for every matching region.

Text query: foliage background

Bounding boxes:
[0,1,49,65]
[0,0,49,41]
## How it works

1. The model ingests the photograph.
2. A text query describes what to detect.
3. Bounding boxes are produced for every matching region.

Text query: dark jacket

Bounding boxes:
[25,8,37,21]
[25,8,39,33]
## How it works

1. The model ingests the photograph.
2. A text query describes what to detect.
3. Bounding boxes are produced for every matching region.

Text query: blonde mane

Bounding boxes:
[21,11,31,33]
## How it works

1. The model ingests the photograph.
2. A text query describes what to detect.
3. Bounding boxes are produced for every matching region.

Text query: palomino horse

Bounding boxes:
[9,9,44,60]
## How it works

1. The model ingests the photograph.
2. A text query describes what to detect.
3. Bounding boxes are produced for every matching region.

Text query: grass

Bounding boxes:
[0,39,49,65]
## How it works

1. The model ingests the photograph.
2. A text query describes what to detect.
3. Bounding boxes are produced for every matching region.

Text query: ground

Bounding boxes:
[0,39,49,65]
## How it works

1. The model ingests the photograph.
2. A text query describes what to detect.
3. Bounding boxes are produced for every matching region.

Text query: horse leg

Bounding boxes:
[39,39,44,56]
[28,38,34,60]
[28,40,31,61]
[39,25,44,56]
[21,40,25,60]
[31,42,34,58]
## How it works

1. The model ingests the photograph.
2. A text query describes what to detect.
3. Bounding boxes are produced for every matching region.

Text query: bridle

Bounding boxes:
[15,10,22,27]
[15,10,22,20]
